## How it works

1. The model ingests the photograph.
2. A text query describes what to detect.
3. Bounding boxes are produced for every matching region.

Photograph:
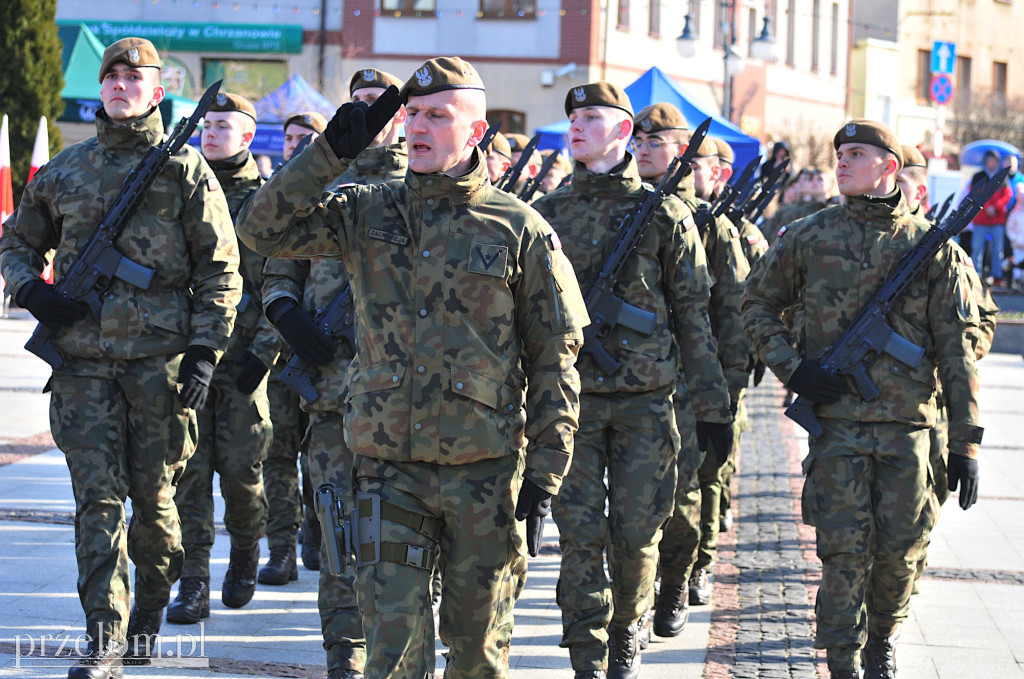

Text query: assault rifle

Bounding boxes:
[581,117,712,375]
[692,155,760,237]
[930,193,955,225]
[745,160,791,224]
[25,80,223,368]
[478,121,502,154]
[517,149,560,202]
[495,134,540,192]
[279,282,357,402]
[785,167,1011,438]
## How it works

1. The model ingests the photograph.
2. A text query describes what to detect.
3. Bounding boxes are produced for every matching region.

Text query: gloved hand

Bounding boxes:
[787,359,846,404]
[696,421,735,466]
[178,345,217,410]
[267,298,336,366]
[515,478,553,557]
[752,360,767,387]
[947,454,979,510]
[234,351,270,395]
[323,85,402,159]
[15,279,86,330]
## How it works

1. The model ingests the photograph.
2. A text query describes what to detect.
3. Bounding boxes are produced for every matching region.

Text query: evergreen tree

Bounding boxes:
[0,0,64,204]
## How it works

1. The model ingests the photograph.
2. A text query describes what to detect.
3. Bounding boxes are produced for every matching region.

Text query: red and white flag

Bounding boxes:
[1,114,11,294]
[27,117,55,283]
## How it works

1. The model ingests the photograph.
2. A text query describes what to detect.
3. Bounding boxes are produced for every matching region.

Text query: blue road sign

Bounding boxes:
[930,74,954,105]
[931,41,956,74]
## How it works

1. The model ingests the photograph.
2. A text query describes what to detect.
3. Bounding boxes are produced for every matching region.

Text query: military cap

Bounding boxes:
[207,92,257,123]
[490,132,512,159]
[564,81,634,117]
[713,138,735,165]
[349,68,404,95]
[99,37,162,83]
[833,119,903,169]
[283,111,327,134]
[686,132,719,159]
[901,144,927,168]
[400,57,485,103]
[506,133,531,154]
[633,103,688,134]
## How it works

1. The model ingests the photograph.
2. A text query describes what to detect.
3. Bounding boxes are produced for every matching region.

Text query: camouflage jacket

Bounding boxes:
[532,157,731,423]
[0,107,241,362]
[743,192,983,457]
[676,177,751,400]
[237,136,588,493]
[263,142,408,414]
[737,216,769,267]
[764,198,835,244]
[208,151,278,367]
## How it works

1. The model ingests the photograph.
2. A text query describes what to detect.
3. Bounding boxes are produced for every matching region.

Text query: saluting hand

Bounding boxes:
[324,85,403,159]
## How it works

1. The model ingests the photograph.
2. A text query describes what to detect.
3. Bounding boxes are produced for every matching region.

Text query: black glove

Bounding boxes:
[267,298,336,366]
[787,359,846,404]
[515,478,553,557]
[178,345,217,410]
[696,421,735,466]
[323,85,403,159]
[752,360,767,387]
[947,454,979,510]
[15,279,86,330]
[234,351,270,395]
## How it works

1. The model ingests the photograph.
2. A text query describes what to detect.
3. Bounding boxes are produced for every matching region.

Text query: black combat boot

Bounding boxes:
[258,544,298,585]
[862,633,897,679]
[125,604,163,658]
[166,577,210,624]
[301,516,322,571]
[606,622,641,679]
[653,581,690,637]
[67,635,125,679]
[222,545,260,608]
[636,608,653,649]
[688,567,712,606]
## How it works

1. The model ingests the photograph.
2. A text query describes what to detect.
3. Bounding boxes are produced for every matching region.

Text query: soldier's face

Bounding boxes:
[690,156,721,199]
[100,64,164,121]
[714,160,733,195]
[568,106,630,170]
[283,124,316,161]
[896,168,927,211]
[486,151,511,183]
[835,143,894,197]
[404,89,486,176]
[632,131,680,180]
[202,111,253,161]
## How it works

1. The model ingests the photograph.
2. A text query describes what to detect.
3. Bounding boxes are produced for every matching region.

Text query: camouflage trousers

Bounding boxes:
[657,391,704,588]
[913,406,951,587]
[718,394,749,515]
[552,388,678,671]
[263,372,312,549]
[353,454,528,679]
[306,410,365,674]
[801,420,936,668]
[49,355,196,636]
[176,358,272,579]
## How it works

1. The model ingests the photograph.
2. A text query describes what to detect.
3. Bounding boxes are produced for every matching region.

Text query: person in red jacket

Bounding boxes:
[969,150,1012,284]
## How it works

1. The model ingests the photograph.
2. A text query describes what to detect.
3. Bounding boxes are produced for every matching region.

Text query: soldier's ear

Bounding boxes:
[467,119,488,148]
[915,184,928,204]
[149,84,166,109]
[617,118,633,141]
[393,105,408,124]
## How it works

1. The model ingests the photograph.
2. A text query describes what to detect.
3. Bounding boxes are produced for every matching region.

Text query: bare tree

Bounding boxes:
[948,91,1024,153]
[764,115,845,171]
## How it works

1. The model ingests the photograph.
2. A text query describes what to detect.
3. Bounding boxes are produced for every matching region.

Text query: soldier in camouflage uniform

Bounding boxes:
[484,131,513,184]
[262,67,408,679]
[166,93,275,625]
[259,111,327,581]
[0,38,241,678]
[743,120,984,679]
[237,57,588,679]
[630,104,747,636]
[532,87,732,679]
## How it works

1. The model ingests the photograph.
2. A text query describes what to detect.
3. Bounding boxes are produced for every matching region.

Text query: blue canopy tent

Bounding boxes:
[960,139,1022,166]
[253,74,336,123]
[535,67,763,171]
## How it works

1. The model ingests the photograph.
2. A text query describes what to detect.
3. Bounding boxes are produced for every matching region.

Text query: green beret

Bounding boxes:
[99,37,161,83]
[833,119,903,169]
[565,81,633,117]
[208,92,257,123]
[506,133,530,153]
[400,57,485,103]
[490,132,511,159]
[689,134,718,159]
[633,103,688,134]
[713,138,734,165]
[283,112,327,134]
[349,68,404,96]
[901,144,927,169]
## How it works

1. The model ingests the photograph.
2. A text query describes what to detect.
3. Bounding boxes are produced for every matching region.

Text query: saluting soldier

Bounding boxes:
[168,92,276,624]
[743,120,984,679]
[262,67,408,679]
[236,56,588,679]
[0,38,241,677]
[532,86,731,679]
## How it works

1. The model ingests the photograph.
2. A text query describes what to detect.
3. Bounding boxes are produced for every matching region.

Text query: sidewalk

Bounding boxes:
[1,308,1022,678]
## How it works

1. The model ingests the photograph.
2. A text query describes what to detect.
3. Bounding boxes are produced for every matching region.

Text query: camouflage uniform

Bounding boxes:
[654,175,749,594]
[262,363,311,552]
[742,192,982,670]
[262,142,408,674]
[175,152,274,580]
[237,136,588,679]
[532,158,731,671]
[0,107,240,640]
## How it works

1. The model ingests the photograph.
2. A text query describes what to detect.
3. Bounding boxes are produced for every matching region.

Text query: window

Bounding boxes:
[957,55,972,106]
[786,0,796,66]
[487,109,526,136]
[714,1,728,49]
[993,61,1008,97]
[618,0,630,29]
[748,8,757,47]
[649,0,661,36]
[811,0,820,72]
[917,49,931,102]
[830,3,839,75]
[380,0,437,14]
[479,0,536,18]
[689,0,702,35]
